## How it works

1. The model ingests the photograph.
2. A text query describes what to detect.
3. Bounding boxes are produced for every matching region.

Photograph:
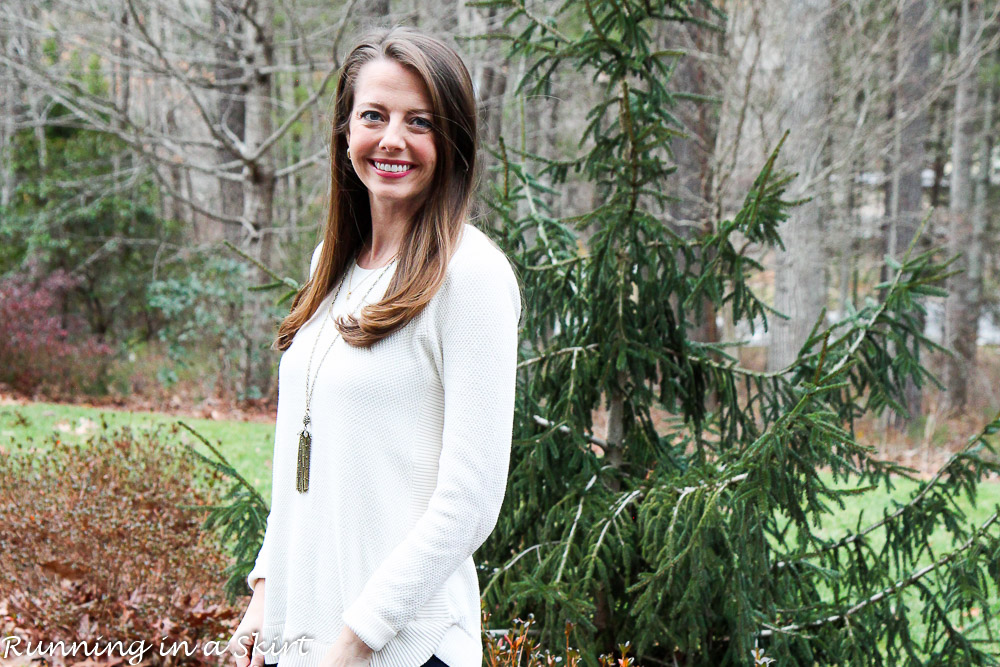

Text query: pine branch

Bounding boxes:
[773,411,1000,569]
[174,420,267,508]
[759,512,999,637]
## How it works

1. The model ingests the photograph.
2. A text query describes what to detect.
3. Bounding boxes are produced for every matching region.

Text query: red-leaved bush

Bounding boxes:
[482,610,637,667]
[0,264,115,398]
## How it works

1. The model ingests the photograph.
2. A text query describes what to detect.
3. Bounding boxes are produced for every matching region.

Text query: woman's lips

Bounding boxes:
[369,159,416,178]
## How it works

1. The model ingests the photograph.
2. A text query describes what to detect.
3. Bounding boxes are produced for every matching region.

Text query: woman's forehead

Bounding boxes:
[353,59,432,109]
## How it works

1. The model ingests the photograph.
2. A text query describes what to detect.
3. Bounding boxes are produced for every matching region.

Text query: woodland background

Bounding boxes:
[0,0,997,417]
[1,0,1000,666]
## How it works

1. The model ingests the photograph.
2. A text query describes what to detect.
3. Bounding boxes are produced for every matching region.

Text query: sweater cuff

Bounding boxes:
[342,604,397,653]
[246,562,265,593]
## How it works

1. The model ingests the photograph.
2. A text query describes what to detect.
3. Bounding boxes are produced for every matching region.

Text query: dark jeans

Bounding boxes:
[264,657,448,667]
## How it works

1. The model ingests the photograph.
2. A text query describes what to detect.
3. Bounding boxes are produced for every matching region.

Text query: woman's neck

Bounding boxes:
[359,219,409,269]
[362,195,424,268]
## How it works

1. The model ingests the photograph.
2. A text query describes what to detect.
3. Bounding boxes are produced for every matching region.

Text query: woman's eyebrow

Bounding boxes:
[359,101,433,115]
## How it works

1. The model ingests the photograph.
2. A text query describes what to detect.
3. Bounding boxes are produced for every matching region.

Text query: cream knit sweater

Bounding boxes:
[246,223,521,667]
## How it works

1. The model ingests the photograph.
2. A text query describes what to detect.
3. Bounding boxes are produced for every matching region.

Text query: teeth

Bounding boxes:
[373,161,413,173]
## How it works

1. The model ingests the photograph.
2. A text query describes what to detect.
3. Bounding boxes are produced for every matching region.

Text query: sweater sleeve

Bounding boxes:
[246,240,326,593]
[246,508,273,592]
[341,251,521,651]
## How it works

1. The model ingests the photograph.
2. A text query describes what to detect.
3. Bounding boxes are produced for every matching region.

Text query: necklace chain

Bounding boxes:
[296,254,398,492]
[304,255,397,417]
[347,250,399,300]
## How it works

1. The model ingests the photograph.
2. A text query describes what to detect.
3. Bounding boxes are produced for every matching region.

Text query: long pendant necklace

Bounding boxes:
[296,253,398,493]
[345,257,386,302]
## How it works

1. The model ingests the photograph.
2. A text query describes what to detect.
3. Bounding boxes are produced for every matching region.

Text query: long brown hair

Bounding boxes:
[273,26,478,352]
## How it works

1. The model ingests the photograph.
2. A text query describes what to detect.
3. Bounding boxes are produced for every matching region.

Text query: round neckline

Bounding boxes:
[352,258,378,274]
[353,253,398,274]
[342,257,396,300]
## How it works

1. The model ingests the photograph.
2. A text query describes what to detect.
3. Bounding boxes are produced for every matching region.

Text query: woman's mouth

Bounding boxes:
[370,160,416,178]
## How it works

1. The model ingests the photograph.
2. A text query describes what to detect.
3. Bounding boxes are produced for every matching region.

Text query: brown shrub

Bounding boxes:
[0,422,242,667]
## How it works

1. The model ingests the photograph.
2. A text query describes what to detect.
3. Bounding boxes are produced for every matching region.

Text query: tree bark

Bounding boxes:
[670,7,723,360]
[243,0,278,400]
[0,1,24,208]
[476,7,508,152]
[767,0,831,372]
[943,0,983,413]
[213,0,247,242]
[884,0,932,426]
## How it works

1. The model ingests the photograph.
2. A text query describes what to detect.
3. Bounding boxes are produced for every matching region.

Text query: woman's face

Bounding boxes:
[347,58,438,215]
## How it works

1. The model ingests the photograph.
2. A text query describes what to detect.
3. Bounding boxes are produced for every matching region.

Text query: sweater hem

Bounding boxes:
[257,616,463,667]
[433,623,483,667]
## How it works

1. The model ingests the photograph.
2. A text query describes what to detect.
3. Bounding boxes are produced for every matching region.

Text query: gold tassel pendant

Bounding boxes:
[296,414,312,493]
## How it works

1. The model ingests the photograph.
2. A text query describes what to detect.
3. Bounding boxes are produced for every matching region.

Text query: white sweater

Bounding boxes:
[246,223,521,667]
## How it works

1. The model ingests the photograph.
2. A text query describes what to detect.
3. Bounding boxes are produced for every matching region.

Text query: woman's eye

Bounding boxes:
[359,110,382,122]
[411,117,433,130]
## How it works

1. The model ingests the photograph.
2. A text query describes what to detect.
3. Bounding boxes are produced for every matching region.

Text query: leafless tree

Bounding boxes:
[943,0,985,411]
[766,0,833,372]
[884,0,934,425]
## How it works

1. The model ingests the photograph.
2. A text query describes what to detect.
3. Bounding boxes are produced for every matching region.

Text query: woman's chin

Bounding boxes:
[367,188,430,210]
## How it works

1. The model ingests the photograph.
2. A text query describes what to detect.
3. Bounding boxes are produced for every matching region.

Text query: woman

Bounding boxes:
[225,25,521,667]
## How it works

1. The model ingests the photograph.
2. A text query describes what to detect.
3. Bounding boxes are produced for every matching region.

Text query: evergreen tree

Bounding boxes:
[468,1,1000,664]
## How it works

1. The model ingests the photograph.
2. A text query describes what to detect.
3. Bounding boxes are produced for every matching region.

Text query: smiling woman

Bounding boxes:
[226,24,521,667]
[346,59,439,229]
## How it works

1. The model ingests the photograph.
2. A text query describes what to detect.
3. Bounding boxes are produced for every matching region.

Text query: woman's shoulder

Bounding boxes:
[446,223,518,284]
[434,223,521,321]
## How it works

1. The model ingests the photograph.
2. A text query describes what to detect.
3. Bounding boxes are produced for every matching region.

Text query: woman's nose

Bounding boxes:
[379,119,406,151]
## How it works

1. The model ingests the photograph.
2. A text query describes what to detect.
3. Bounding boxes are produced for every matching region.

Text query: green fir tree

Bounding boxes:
[466,1,1000,665]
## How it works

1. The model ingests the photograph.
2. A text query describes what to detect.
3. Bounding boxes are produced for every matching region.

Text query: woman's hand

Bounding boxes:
[226,580,267,667]
[316,627,373,667]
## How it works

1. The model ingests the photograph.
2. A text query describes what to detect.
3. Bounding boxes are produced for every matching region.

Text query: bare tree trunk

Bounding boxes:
[943,0,983,413]
[463,4,508,210]
[110,2,131,187]
[244,0,276,262]
[243,0,278,400]
[287,41,306,231]
[767,0,831,372]
[930,97,948,209]
[965,53,994,400]
[833,152,856,319]
[476,7,508,151]
[0,2,23,208]
[33,100,47,172]
[165,107,188,223]
[0,80,13,208]
[213,0,247,242]
[669,5,723,415]
[885,0,932,427]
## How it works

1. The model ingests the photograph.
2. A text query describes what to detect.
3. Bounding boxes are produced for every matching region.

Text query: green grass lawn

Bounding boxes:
[773,471,1000,654]
[0,400,279,503]
[3,399,998,656]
